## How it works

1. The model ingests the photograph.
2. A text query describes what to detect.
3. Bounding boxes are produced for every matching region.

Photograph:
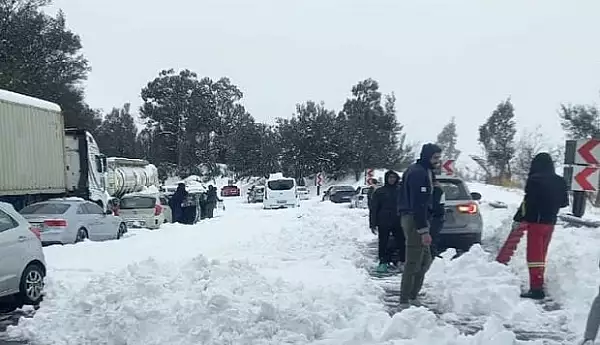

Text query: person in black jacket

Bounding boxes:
[169,183,187,223]
[512,152,569,299]
[397,143,442,306]
[205,185,222,219]
[369,171,405,274]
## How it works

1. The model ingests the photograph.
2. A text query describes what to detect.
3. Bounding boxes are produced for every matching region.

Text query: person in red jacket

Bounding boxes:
[510,153,569,299]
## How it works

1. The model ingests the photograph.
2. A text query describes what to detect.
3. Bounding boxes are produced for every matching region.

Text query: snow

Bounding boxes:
[0,89,62,112]
[6,181,600,344]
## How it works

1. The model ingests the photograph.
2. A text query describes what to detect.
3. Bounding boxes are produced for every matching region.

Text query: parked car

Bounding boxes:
[322,185,356,203]
[297,186,310,200]
[221,185,240,197]
[435,176,483,253]
[19,199,127,245]
[263,174,299,209]
[247,186,265,203]
[118,193,171,229]
[350,186,371,209]
[0,202,46,312]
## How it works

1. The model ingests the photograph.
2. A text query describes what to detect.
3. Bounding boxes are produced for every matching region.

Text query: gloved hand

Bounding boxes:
[370,227,378,235]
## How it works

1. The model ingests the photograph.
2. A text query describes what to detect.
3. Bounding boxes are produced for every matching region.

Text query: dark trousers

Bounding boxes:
[429,216,444,259]
[206,202,216,218]
[378,224,405,264]
[400,214,432,303]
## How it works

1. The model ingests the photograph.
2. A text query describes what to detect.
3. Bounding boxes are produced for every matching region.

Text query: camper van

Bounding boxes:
[263,173,299,209]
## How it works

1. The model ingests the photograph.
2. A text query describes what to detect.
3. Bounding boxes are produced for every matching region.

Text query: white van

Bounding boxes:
[263,174,299,209]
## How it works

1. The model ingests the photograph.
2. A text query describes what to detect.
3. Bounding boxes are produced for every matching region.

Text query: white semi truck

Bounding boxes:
[0,89,158,210]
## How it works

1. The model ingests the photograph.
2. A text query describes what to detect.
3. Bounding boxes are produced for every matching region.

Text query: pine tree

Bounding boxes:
[339,79,410,180]
[559,98,600,139]
[0,1,100,132]
[96,103,139,158]
[436,117,461,160]
[478,98,517,181]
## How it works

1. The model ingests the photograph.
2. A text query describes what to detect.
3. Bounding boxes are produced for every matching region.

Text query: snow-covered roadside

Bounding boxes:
[455,182,600,342]
[8,195,542,345]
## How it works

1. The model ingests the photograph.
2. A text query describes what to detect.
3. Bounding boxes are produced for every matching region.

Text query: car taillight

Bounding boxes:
[457,202,478,215]
[29,226,41,240]
[154,204,162,216]
[43,219,67,227]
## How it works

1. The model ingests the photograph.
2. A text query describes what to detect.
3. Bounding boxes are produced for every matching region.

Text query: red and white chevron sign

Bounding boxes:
[575,139,600,165]
[572,165,600,192]
[441,160,455,175]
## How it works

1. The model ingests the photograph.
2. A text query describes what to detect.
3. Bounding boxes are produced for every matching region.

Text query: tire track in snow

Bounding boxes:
[362,240,572,344]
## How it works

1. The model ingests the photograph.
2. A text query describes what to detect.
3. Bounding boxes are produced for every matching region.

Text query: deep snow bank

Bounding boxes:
[466,182,600,342]
[9,197,539,345]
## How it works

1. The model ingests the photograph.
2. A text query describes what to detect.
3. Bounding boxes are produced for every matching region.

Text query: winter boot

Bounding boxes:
[375,263,388,274]
[520,289,545,300]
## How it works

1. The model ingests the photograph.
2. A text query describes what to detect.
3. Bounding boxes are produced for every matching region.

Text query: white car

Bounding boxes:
[0,202,46,312]
[118,193,171,229]
[20,199,127,245]
[263,173,299,209]
[351,186,371,209]
[297,186,310,200]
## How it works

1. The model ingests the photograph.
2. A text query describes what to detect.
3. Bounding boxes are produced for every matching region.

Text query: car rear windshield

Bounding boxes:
[437,179,470,201]
[332,186,355,193]
[268,180,294,190]
[20,203,70,215]
[120,196,156,209]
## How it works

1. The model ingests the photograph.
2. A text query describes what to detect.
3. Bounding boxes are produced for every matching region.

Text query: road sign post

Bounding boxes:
[315,172,324,196]
[441,160,455,176]
[563,138,600,217]
[365,168,374,185]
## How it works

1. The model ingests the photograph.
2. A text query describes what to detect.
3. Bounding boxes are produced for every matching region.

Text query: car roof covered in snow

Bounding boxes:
[0,89,62,112]
[268,173,293,181]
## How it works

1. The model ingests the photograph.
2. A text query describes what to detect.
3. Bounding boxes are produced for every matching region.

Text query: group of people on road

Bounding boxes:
[368,143,445,307]
[169,183,222,224]
[367,142,595,318]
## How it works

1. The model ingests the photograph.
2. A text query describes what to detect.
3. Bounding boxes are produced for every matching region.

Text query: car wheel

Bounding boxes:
[75,228,88,243]
[117,223,127,239]
[18,263,45,306]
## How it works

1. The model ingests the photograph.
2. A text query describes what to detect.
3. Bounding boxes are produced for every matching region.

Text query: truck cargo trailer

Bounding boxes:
[0,89,109,210]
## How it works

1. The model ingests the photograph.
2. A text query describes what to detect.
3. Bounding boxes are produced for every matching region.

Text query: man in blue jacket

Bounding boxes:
[398,143,442,307]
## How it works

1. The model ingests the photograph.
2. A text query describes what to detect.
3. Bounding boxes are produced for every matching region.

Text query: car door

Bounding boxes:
[82,203,108,240]
[0,208,24,296]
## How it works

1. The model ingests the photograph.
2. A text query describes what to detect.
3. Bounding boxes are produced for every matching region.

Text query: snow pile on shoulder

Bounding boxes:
[8,197,528,345]
[468,181,600,342]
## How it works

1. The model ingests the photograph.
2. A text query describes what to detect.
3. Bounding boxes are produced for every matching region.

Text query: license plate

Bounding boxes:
[277,200,286,204]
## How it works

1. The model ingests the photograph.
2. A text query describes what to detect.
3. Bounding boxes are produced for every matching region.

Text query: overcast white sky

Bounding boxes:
[48,0,600,160]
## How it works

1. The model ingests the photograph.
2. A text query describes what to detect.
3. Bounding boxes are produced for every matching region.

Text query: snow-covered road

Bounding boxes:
[3,183,600,344]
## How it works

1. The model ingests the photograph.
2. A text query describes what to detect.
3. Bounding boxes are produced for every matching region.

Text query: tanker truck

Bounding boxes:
[106,157,159,198]
[0,89,158,210]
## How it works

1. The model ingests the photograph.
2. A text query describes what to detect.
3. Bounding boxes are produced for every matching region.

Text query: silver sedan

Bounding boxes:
[19,199,127,245]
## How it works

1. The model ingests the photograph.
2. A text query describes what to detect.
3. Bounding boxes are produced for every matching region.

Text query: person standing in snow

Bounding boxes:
[510,152,569,299]
[205,185,221,219]
[397,143,442,306]
[369,170,405,274]
[169,183,188,223]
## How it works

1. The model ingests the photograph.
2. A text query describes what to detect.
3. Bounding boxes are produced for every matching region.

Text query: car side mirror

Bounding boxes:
[105,209,112,215]
[470,192,482,201]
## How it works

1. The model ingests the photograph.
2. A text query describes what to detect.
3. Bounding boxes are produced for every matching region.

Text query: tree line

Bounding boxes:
[2,0,599,185]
